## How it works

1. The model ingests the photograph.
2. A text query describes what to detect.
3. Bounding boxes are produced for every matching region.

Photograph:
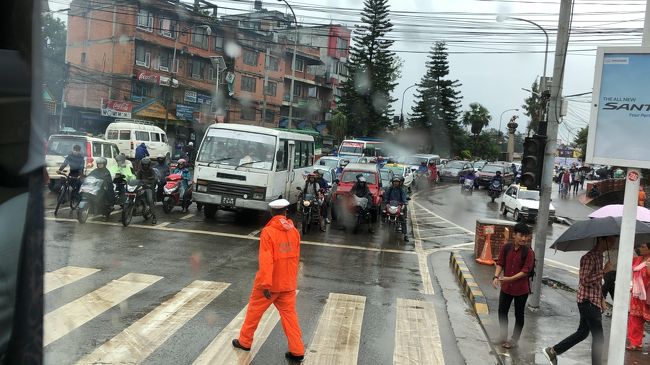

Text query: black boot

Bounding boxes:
[285,352,304,362]
[232,339,251,351]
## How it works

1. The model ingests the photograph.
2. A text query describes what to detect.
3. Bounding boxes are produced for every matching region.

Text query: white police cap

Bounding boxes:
[269,199,291,209]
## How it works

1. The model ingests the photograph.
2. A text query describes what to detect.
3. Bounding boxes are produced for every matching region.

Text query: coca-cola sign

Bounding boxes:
[101,98,132,118]
[136,70,160,84]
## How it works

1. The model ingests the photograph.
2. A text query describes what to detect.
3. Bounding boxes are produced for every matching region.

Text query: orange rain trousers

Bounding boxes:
[238,289,304,356]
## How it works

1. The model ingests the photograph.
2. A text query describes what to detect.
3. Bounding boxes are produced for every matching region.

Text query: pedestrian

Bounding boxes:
[134,142,149,172]
[579,169,586,190]
[492,222,535,349]
[638,185,646,207]
[572,169,580,194]
[184,141,195,164]
[557,169,565,193]
[232,199,305,362]
[601,241,618,316]
[626,242,650,351]
[543,236,618,365]
[561,169,570,198]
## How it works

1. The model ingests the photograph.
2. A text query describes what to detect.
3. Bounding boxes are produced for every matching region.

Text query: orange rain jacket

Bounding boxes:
[253,215,301,292]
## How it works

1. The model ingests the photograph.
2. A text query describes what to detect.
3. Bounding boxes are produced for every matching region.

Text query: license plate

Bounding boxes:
[221,196,236,206]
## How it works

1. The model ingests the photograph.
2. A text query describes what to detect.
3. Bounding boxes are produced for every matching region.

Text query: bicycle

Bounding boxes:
[54,171,83,216]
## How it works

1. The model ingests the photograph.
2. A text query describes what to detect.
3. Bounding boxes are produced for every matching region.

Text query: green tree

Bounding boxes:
[340,0,399,136]
[329,112,348,144]
[573,126,588,159]
[409,42,463,156]
[42,13,67,101]
[522,80,544,135]
[462,103,492,136]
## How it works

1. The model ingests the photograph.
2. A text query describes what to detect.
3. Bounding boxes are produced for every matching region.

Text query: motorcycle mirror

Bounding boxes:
[296,187,302,191]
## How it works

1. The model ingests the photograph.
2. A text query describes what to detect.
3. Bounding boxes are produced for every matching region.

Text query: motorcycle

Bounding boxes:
[77,176,112,223]
[383,200,405,239]
[122,180,155,227]
[488,179,503,202]
[352,195,372,234]
[162,174,193,213]
[461,177,475,195]
[296,187,323,235]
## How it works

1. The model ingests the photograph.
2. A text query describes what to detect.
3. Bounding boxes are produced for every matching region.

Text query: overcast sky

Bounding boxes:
[48,0,648,143]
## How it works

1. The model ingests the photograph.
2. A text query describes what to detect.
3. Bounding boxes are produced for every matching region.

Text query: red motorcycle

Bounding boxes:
[162,173,193,213]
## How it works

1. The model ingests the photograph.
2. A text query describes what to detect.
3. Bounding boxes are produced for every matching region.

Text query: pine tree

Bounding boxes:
[409,42,463,156]
[340,0,399,137]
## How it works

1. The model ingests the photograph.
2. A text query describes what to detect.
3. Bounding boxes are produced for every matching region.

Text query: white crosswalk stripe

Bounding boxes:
[393,298,445,365]
[44,273,162,346]
[44,266,100,294]
[77,280,230,365]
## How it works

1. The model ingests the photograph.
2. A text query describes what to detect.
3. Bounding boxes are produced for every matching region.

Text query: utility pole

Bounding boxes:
[262,47,270,126]
[529,0,572,310]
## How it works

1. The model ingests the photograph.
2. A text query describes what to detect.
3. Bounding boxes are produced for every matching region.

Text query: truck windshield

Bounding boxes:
[197,129,276,170]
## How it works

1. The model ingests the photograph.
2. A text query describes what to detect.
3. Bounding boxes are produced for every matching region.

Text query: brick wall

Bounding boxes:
[474,219,533,261]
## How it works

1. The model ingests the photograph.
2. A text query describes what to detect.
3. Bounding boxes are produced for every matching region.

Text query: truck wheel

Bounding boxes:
[203,204,217,219]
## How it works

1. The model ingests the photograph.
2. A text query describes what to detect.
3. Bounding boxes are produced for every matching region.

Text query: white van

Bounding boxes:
[105,120,171,160]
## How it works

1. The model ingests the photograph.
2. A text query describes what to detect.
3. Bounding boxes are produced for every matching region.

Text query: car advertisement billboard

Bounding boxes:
[586,47,650,169]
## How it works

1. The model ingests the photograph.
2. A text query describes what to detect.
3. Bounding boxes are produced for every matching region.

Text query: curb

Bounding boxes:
[449,251,488,315]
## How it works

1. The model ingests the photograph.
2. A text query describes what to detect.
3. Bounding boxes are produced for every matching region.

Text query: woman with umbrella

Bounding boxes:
[626,242,650,351]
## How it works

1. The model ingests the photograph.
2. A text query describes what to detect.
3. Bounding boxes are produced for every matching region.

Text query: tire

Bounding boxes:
[514,209,521,222]
[48,180,59,193]
[69,190,81,210]
[196,202,203,211]
[122,203,134,227]
[302,214,309,235]
[500,203,508,216]
[54,185,67,216]
[77,205,90,224]
[491,195,496,203]
[162,198,174,214]
[203,204,217,219]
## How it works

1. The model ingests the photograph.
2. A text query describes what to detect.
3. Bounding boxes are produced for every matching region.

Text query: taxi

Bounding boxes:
[500,184,556,223]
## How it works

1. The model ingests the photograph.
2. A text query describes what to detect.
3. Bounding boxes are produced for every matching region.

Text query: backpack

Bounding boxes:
[503,243,536,293]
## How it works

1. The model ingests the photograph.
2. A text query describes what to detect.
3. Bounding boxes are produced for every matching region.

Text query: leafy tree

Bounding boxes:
[42,13,67,101]
[329,112,348,144]
[340,0,399,136]
[522,80,544,135]
[573,126,588,159]
[462,103,492,137]
[408,42,463,156]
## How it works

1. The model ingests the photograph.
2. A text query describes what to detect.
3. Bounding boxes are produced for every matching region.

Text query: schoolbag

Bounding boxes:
[503,243,536,292]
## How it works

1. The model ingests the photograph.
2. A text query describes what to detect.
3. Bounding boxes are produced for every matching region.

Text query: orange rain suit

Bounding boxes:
[238,215,304,356]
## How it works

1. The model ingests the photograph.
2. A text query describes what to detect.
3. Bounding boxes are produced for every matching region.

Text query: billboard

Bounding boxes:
[586,47,650,169]
[100,98,132,118]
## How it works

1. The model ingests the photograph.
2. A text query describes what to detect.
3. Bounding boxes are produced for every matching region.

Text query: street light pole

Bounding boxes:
[400,84,417,128]
[498,108,519,141]
[278,0,298,130]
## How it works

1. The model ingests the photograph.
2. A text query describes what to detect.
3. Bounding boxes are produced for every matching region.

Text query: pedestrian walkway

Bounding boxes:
[458,250,649,364]
[551,182,595,222]
[43,265,447,364]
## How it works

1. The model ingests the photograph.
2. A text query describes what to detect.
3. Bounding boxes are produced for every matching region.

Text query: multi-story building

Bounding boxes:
[64,0,223,144]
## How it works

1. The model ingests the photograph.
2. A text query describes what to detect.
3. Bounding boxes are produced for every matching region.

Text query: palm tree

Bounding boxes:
[462,103,492,156]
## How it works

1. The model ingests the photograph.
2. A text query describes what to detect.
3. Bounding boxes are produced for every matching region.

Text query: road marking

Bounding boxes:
[78,280,229,364]
[304,293,365,365]
[44,266,100,294]
[412,201,475,234]
[45,217,417,255]
[545,258,579,275]
[43,273,162,347]
[155,221,171,228]
[409,204,435,295]
[248,229,261,237]
[417,226,463,231]
[180,213,194,220]
[421,233,475,239]
[193,291,297,365]
[393,298,445,365]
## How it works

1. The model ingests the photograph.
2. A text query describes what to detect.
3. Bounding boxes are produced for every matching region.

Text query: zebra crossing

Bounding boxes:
[44,266,446,365]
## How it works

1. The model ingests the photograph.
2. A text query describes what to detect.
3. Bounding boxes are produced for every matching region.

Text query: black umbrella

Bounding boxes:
[550,216,650,252]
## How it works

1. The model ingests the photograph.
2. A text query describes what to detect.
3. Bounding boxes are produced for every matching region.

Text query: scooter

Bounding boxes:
[162,174,193,213]
[461,177,475,195]
[488,179,503,202]
[77,176,112,223]
[122,180,155,226]
[352,195,372,234]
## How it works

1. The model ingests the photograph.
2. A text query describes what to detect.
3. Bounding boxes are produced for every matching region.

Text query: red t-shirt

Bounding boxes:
[497,244,535,296]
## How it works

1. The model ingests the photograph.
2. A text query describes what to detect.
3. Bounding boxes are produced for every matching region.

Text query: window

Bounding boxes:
[266,56,279,71]
[215,36,224,49]
[308,86,317,98]
[336,61,348,76]
[243,49,258,66]
[264,81,277,96]
[107,130,118,140]
[92,142,102,157]
[191,27,209,49]
[264,110,275,123]
[119,130,131,140]
[102,143,114,158]
[293,141,313,168]
[137,9,153,31]
[161,134,168,143]
[293,58,305,72]
[112,145,120,157]
[189,60,204,79]
[241,106,256,120]
[276,139,288,171]
[158,18,175,38]
[293,83,304,97]
[81,52,86,64]
[208,67,216,81]
[337,37,347,52]
[158,52,170,71]
[135,131,150,141]
[136,45,150,67]
[150,133,161,142]
[241,76,256,92]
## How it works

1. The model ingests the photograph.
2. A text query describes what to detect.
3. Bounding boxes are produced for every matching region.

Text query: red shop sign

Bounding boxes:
[136,70,160,84]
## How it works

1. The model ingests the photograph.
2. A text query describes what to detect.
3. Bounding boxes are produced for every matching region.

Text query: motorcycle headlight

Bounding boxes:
[127,185,137,193]
[197,185,207,193]
[164,187,174,194]
[303,200,311,207]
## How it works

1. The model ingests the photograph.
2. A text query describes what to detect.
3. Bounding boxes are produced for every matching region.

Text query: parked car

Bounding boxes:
[439,160,474,182]
[331,163,383,222]
[473,160,488,171]
[45,134,132,192]
[476,163,515,188]
[105,120,172,160]
[500,184,556,223]
[382,163,414,190]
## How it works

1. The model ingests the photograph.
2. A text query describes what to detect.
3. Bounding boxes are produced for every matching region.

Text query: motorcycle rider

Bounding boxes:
[86,157,115,207]
[465,168,477,189]
[172,158,192,213]
[314,170,331,224]
[136,157,158,224]
[491,170,505,195]
[57,144,85,191]
[351,176,374,233]
[428,161,438,182]
[418,161,428,174]
[108,153,135,204]
[134,142,150,172]
[384,176,409,242]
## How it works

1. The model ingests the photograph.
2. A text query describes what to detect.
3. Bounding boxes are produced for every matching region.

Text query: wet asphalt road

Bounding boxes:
[43,185,485,365]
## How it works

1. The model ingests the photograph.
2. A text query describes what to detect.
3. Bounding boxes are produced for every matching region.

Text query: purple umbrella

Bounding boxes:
[588,204,650,222]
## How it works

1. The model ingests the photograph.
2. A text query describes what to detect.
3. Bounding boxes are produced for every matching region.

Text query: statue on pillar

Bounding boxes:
[507,116,519,162]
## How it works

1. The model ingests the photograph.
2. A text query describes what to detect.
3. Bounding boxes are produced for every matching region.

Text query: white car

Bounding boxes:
[382,163,414,190]
[500,184,556,223]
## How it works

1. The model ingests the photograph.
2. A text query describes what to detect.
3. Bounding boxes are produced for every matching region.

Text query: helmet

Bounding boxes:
[95,157,107,166]
[188,142,194,147]
[115,153,126,164]
[307,173,317,179]
[392,176,401,183]
[358,176,367,183]
[141,157,151,166]
[495,170,502,175]
[157,156,165,163]
[178,158,187,165]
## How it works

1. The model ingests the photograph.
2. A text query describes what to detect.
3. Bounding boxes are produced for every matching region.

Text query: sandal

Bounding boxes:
[626,345,642,351]
[502,341,518,349]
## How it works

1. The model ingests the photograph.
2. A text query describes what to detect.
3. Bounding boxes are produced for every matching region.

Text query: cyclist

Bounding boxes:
[58,144,85,191]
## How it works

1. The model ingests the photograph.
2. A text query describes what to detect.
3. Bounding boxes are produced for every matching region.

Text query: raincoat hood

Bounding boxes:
[267,215,295,231]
